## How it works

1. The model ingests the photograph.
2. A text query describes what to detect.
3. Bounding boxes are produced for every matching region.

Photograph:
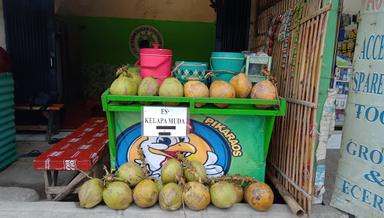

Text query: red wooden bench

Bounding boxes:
[34,117,108,200]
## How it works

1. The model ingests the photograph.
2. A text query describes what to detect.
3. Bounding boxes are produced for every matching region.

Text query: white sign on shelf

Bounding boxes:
[142,106,188,137]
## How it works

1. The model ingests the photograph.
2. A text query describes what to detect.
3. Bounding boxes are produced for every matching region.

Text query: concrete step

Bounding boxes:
[0,187,39,202]
[0,201,348,218]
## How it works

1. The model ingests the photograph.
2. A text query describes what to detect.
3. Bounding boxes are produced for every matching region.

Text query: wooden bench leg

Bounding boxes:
[43,161,104,201]
[43,171,51,200]
[92,158,105,178]
[44,170,60,200]
[52,170,58,186]
[44,170,54,200]
[53,171,90,201]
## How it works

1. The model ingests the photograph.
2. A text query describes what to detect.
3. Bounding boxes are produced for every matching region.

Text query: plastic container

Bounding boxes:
[101,90,286,181]
[173,61,209,85]
[137,43,172,84]
[210,52,245,82]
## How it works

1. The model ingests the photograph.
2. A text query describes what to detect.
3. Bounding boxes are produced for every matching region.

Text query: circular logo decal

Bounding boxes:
[129,25,164,58]
[116,120,231,178]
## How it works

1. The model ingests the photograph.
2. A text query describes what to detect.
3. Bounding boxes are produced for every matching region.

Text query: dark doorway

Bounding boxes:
[3,0,57,104]
[215,0,251,52]
[3,0,60,129]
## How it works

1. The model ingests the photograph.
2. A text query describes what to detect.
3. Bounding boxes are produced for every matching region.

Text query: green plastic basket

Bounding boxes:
[173,61,209,85]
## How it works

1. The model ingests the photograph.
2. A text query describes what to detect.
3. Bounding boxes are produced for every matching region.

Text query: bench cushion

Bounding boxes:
[34,117,108,171]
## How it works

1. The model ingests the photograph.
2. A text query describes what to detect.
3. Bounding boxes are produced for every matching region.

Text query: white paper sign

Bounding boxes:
[142,106,188,137]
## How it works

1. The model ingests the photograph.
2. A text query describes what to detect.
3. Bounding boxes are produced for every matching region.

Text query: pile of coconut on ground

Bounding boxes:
[78,155,274,212]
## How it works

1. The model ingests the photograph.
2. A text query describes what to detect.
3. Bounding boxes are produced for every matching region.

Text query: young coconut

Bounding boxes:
[244,182,274,211]
[233,183,244,203]
[209,80,236,108]
[78,178,104,208]
[155,179,164,192]
[159,77,184,106]
[138,77,160,96]
[210,182,236,209]
[159,182,183,211]
[230,73,252,98]
[110,71,138,96]
[161,159,183,184]
[133,179,159,208]
[210,174,253,204]
[103,181,133,210]
[183,81,209,107]
[116,65,142,86]
[127,67,142,86]
[182,181,210,211]
[183,160,207,183]
[250,80,278,108]
[115,162,145,187]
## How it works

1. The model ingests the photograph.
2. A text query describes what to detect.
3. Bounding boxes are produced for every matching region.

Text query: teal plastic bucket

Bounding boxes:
[210,52,245,82]
[173,61,209,85]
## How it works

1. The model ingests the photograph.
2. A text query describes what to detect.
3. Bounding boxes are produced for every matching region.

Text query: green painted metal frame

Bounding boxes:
[315,0,339,151]
[102,89,286,169]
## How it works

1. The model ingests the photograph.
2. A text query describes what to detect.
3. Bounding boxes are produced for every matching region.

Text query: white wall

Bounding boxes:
[343,0,362,14]
[0,1,6,49]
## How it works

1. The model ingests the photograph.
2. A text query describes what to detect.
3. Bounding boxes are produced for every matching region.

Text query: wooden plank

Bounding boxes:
[299,2,331,25]
[302,1,318,212]
[16,125,47,131]
[53,172,89,201]
[43,164,101,200]
[46,186,80,194]
[296,18,310,183]
[268,172,305,216]
[304,11,317,203]
[15,104,64,111]
[292,7,310,197]
[291,0,306,201]
[15,105,45,110]
[47,104,64,111]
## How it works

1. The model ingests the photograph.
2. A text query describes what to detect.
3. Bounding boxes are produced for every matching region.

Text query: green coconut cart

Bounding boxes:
[101,90,286,181]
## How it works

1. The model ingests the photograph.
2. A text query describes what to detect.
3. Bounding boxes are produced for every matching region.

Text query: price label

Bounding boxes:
[142,106,188,137]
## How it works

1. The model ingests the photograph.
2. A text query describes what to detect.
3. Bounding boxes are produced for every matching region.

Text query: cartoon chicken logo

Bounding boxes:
[116,120,231,178]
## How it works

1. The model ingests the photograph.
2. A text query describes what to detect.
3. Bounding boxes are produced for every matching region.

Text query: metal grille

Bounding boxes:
[3,0,56,103]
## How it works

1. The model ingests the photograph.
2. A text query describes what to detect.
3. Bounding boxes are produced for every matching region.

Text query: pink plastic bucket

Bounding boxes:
[137,44,172,84]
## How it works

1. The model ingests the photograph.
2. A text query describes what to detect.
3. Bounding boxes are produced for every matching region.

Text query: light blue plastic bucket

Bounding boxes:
[210,52,245,82]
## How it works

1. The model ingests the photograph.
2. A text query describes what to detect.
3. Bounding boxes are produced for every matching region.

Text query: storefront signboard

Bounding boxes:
[331,1,384,217]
